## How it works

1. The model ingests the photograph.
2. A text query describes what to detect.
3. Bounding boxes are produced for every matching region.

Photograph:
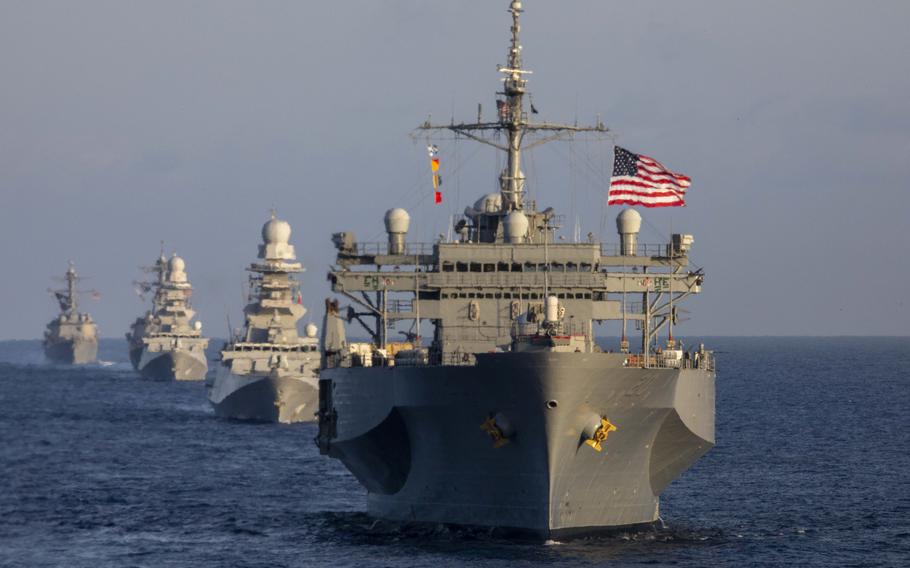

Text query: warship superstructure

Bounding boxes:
[43,263,98,365]
[126,251,209,381]
[207,214,320,423]
[316,1,715,538]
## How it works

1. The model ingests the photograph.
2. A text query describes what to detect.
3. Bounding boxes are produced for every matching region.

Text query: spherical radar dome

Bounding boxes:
[304,323,318,338]
[262,216,292,245]
[616,208,642,234]
[168,255,186,272]
[384,208,410,234]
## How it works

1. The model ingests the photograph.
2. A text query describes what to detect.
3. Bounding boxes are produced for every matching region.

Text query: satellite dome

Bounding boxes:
[473,193,502,214]
[168,255,185,273]
[262,215,292,245]
[384,208,411,234]
[304,323,318,338]
[616,208,642,234]
[503,210,529,242]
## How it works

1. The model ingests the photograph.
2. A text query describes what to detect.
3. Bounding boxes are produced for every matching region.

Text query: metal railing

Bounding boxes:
[601,243,680,258]
[350,242,436,257]
[624,351,715,372]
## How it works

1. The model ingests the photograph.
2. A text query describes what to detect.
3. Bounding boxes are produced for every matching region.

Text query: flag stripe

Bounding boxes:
[609,146,690,208]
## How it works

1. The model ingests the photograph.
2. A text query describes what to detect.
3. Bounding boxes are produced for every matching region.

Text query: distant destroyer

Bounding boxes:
[44,262,99,365]
[126,251,209,380]
[317,1,715,539]
[207,214,320,423]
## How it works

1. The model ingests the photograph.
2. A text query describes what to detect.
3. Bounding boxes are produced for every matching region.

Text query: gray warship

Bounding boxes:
[206,214,320,423]
[43,263,99,365]
[126,251,209,381]
[316,1,715,539]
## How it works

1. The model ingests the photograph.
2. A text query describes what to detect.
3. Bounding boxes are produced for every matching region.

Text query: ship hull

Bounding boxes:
[318,352,715,539]
[137,348,208,381]
[128,345,142,371]
[43,338,98,365]
[208,368,318,423]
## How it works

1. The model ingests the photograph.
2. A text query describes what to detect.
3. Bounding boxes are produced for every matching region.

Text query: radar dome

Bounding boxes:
[168,255,186,273]
[384,208,411,234]
[262,216,292,245]
[473,193,502,214]
[503,210,529,243]
[616,208,642,235]
[304,323,318,338]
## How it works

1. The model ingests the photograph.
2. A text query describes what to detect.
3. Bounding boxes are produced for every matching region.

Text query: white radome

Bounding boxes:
[304,323,318,338]
[616,208,642,235]
[168,255,186,272]
[384,208,411,234]
[262,217,292,245]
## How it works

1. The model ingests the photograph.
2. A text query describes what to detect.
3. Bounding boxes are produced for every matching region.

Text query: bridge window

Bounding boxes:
[512,263,522,272]
[498,262,510,272]
[470,263,482,272]
[442,262,454,272]
[456,262,468,272]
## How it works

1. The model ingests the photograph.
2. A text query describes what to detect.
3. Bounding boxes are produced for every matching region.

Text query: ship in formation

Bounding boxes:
[206,214,320,423]
[43,262,99,365]
[126,250,209,381]
[316,1,715,538]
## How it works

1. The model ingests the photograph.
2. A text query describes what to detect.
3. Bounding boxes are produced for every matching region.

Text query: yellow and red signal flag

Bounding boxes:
[428,145,442,204]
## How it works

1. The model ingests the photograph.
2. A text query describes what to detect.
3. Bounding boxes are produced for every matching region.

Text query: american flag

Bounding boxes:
[609,146,691,208]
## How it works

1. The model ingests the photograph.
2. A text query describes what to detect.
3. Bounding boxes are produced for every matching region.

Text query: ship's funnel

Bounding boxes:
[616,208,642,256]
[503,210,529,243]
[384,208,410,255]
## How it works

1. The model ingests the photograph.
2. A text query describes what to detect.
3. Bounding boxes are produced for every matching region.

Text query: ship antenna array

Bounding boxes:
[415,0,608,212]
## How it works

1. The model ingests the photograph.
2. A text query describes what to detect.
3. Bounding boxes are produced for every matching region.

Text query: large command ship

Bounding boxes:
[317,1,714,538]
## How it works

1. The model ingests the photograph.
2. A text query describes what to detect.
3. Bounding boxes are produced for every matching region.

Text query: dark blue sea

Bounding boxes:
[1,337,908,567]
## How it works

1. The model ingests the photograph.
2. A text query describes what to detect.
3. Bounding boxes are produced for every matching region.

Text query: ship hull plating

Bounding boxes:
[209,369,318,423]
[137,349,208,381]
[43,338,98,365]
[319,352,714,538]
[128,346,142,371]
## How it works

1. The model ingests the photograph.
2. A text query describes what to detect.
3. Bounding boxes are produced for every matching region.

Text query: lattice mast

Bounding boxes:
[418,0,607,212]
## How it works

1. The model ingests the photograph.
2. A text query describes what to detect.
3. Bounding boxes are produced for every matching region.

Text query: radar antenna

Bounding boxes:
[416,0,608,212]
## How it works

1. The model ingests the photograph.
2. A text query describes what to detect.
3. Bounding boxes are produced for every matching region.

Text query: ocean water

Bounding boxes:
[0,337,908,567]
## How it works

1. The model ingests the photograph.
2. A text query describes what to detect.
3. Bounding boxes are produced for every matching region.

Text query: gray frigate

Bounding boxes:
[316,1,715,539]
[126,251,209,380]
[43,263,99,365]
[206,214,320,423]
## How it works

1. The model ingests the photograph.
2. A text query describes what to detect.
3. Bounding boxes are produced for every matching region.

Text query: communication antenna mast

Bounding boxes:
[416,0,608,213]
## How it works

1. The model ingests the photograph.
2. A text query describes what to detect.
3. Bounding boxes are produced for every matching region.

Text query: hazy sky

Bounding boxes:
[1,0,908,340]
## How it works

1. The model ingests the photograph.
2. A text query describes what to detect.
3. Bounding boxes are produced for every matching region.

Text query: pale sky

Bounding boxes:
[1,0,908,340]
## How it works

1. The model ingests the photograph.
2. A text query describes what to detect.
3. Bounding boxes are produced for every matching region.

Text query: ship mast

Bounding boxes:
[66,262,78,315]
[417,0,607,212]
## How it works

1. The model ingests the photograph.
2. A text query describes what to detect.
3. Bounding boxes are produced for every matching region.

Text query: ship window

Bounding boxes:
[485,293,494,299]
[524,262,536,272]
[470,263,482,272]
[512,263,522,272]
[584,293,592,299]
[442,262,454,272]
[494,292,502,299]
[456,262,468,272]
[553,263,565,272]
[581,263,592,272]
[530,292,540,300]
[483,263,495,272]
[498,262,509,272]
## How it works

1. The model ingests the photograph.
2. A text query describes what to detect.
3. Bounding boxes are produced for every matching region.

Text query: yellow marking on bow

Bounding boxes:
[480,416,510,448]
[585,417,618,452]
